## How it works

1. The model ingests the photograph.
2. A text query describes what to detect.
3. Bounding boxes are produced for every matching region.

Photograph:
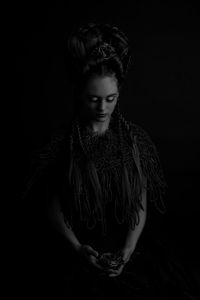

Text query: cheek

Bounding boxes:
[110,101,118,113]
[85,102,97,113]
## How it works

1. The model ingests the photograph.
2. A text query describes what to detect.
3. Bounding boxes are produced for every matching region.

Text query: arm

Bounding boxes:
[108,177,147,277]
[48,193,81,252]
[48,194,104,271]
[121,177,147,261]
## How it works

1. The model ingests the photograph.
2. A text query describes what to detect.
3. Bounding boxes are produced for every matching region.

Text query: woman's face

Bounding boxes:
[80,75,119,124]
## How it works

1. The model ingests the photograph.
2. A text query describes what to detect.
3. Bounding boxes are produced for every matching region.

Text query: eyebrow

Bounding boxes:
[87,93,118,98]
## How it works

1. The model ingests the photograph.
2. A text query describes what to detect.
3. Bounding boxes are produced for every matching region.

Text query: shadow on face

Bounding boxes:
[78,75,119,129]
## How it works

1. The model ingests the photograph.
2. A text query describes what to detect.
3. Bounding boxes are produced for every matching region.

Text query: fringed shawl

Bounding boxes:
[130,123,167,213]
[61,119,167,235]
[22,120,167,236]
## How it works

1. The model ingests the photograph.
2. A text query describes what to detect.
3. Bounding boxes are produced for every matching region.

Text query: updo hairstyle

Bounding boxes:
[65,23,132,90]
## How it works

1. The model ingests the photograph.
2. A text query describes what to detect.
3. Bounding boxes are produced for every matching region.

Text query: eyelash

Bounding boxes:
[89,96,116,103]
[107,97,115,102]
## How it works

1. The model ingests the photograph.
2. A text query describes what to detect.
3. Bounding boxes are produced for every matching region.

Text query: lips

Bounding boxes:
[97,113,107,118]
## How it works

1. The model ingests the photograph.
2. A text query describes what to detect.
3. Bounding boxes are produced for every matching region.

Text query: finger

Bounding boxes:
[108,268,123,277]
[105,268,120,274]
[108,266,124,277]
[90,256,104,270]
[93,261,104,270]
[85,245,99,258]
[109,273,120,277]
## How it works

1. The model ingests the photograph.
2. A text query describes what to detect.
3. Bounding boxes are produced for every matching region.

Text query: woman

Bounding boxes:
[24,23,198,299]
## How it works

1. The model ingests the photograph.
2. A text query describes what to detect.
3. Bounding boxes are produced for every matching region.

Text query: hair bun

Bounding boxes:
[65,23,132,84]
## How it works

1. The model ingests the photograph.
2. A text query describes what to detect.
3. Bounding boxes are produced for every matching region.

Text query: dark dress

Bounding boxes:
[22,118,199,300]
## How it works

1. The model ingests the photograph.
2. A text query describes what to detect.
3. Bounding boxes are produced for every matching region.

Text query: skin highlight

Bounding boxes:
[79,75,119,133]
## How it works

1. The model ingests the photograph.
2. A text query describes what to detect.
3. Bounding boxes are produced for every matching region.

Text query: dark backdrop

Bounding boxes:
[17,1,200,283]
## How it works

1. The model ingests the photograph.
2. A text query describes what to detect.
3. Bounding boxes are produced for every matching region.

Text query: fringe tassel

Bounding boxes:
[67,119,166,234]
[132,135,145,189]
[129,126,166,214]
[113,166,124,224]
[69,155,145,234]
[122,165,132,218]
[69,155,83,219]
[85,160,106,233]
[135,131,166,213]
[139,145,166,213]
[100,169,112,205]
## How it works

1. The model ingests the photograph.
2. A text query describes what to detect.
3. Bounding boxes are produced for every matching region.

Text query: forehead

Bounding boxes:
[83,75,118,96]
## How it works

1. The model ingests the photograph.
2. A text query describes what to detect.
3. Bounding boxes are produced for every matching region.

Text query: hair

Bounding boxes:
[65,23,132,90]
[62,23,145,234]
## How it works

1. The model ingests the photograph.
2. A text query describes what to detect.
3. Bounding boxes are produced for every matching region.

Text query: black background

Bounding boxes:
[17,0,200,286]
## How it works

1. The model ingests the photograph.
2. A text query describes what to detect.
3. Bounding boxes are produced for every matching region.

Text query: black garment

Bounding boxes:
[22,119,199,300]
[43,224,198,300]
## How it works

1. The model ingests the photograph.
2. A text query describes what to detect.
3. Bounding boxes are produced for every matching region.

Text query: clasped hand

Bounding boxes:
[78,245,133,277]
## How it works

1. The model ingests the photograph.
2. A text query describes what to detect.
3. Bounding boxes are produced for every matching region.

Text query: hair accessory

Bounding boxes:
[90,43,116,60]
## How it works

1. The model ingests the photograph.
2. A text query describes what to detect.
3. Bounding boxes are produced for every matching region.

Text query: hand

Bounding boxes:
[106,247,134,278]
[121,247,134,264]
[106,263,125,277]
[78,244,104,272]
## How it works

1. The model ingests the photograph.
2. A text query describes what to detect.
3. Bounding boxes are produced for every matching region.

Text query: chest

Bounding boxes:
[76,129,134,172]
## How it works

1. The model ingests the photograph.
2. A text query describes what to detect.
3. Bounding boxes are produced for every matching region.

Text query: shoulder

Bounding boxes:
[120,119,159,164]
[128,122,160,169]
[128,122,151,140]
[126,121,158,175]
[128,122,157,154]
[127,121,167,211]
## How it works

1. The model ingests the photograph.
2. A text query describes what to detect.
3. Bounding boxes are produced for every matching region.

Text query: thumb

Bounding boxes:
[85,245,99,257]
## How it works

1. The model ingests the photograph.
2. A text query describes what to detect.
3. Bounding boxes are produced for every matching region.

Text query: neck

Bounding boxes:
[79,116,111,134]
[89,120,110,133]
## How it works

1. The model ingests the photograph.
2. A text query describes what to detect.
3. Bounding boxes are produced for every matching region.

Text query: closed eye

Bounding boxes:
[87,94,118,102]
[107,96,116,102]
[88,96,99,102]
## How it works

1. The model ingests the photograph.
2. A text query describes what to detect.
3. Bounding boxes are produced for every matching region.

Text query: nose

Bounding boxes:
[97,100,106,112]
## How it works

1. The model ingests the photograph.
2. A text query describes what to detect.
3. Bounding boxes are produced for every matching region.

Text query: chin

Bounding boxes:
[96,117,109,123]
